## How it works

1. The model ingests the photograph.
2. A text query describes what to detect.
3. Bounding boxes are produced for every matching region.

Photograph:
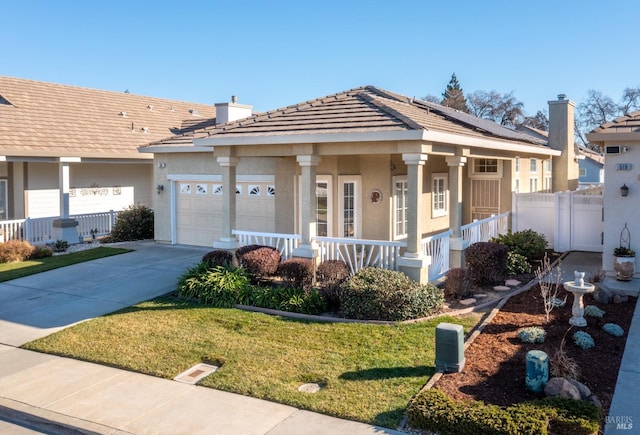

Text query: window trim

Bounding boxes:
[470,158,503,178]
[530,158,538,173]
[515,156,520,174]
[432,173,448,218]
[338,175,361,238]
[315,175,333,238]
[393,176,408,240]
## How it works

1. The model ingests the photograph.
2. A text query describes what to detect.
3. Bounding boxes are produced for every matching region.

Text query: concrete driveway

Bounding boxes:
[0,241,210,347]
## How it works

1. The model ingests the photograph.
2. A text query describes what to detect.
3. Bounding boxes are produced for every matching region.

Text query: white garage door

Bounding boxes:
[176,180,275,247]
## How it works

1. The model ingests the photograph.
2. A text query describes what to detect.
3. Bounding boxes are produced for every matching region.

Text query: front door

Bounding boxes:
[471,179,500,220]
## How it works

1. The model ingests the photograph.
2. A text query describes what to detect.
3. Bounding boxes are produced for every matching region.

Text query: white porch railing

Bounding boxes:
[232,213,510,283]
[0,211,119,245]
[315,236,405,274]
[232,230,301,259]
[461,212,509,245]
[422,230,453,282]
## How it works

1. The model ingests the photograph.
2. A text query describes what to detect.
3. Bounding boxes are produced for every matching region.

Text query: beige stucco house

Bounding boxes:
[142,87,578,282]
[587,112,640,277]
[0,76,217,225]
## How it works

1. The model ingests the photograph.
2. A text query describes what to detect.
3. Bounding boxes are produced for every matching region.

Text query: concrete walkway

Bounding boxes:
[0,241,403,435]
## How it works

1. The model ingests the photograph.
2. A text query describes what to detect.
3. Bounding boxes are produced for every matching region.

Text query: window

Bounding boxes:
[515,157,520,173]
[530,158,537,172]
[316,177,331,237]
[544,176,552,192]
[514,179,520,193]
[474,158,499,173]
[0,180,6,220]
[544,159,552,173]
[579,168,587,177]
[432,174,447,218]
[393,177,408,239]
[338,176,361,238]
[530,177,538,192]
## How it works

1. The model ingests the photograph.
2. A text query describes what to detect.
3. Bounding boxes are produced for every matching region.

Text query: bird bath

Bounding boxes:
[563,279,595,327]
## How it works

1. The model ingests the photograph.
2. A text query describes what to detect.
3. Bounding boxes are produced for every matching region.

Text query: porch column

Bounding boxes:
[213,156,239,249]
[292,155,321,259]
[446,156,468,269]
[398,153,431,284]
[52,158,79,244]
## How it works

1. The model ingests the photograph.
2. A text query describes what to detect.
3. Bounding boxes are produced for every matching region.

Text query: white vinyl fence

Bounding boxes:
[512,191,603,252]
[0,211,119,245]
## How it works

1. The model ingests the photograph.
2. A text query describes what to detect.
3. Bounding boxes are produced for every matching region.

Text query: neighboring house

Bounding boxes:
[587,112,640,277]
[517,123,604,188]
[0,76,217,224]
[141,86,576,282]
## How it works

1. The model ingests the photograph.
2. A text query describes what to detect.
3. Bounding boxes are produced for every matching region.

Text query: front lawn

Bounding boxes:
[0,247,132,282]
[23,295,480,428]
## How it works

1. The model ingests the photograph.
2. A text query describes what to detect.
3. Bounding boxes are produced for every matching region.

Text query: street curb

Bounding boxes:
[0,397,131,435]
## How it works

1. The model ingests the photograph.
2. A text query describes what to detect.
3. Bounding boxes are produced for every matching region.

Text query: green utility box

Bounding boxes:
[435,322,465,373]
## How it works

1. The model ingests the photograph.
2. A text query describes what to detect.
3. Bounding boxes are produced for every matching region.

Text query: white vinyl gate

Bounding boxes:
[512,191,603,253]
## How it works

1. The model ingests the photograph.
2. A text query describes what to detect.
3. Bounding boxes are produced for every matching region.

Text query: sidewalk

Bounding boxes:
[0,241,404,434]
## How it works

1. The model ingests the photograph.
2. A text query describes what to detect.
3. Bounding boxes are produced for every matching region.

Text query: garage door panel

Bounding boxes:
[176,181,275,247]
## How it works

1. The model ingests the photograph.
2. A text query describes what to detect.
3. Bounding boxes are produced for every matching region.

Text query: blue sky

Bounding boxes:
[2,1,637,116]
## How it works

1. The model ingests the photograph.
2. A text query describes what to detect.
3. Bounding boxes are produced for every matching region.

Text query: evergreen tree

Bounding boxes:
[441,73,469,112]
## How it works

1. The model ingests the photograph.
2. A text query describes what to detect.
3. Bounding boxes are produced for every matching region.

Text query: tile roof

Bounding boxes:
[0,76,217,159]
[590,110,640,135]
[147,86,547,149]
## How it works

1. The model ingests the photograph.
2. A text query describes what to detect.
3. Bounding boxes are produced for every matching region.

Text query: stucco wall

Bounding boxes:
[602,144,639,274]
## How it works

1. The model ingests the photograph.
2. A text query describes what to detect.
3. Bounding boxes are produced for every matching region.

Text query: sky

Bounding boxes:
[2,1,638,116]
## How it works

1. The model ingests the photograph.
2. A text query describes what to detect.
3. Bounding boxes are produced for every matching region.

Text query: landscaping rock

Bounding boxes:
[473,293,488,299]
[566,378,591,399]
[505,279,521,287]
[459,298,477,306]
[587,394,603,408]
[614,294,629,304]
[544,377,581,400]
[593,285,613,304]
[493,285,511,292]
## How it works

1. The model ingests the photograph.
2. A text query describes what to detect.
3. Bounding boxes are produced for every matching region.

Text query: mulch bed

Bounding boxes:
[434,285,637,416]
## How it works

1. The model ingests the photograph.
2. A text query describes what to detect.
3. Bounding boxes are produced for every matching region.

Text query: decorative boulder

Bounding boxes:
[566,378,591,399]
[544,377,581,400]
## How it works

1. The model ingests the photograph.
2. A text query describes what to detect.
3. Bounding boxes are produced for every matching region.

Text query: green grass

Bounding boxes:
[0,247,132,282]
[23,296,480,428]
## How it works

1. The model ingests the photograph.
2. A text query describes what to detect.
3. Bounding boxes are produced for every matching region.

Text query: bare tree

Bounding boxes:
[467,90,525,128]
[521,110,549,131]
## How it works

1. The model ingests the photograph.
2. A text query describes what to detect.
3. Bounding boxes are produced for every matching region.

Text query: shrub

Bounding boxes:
[277,258,314,290]
[0,240,35,263]
[518,326,546,344]
[238,246,281,279]
[465,242,508,286]
[176,265,249,307]
[573,331,595,350]
[202,250,234,268]
[316,260,350,309]
[238,284,327,315]
[30,246,53,259]
[107,205,154,242]
[602,323,624,337]
[48,240,69,253]
[235,244,262,261]
[583,305,604,318]
[407,388,600,435]
[491,229,547,262]
[444,268,472,299]
[506,251,532,276]
[339,267,444,321]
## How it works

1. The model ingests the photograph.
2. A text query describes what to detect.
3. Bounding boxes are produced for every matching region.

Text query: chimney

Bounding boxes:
[215,96,252,125]
[548,94,578,191]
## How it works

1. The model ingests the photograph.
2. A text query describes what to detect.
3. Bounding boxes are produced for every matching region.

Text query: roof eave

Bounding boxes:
[586,132,640,145]
[139,145,214,154]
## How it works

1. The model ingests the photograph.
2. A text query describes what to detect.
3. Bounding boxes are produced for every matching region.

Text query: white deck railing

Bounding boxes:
[422,229,453,282]
[315,236,405,274]
[232,230,301,259]
[0,211,119,245]
[461,212,509,246]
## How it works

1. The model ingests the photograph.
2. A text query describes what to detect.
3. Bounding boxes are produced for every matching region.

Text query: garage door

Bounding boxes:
[176,180,275,247]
